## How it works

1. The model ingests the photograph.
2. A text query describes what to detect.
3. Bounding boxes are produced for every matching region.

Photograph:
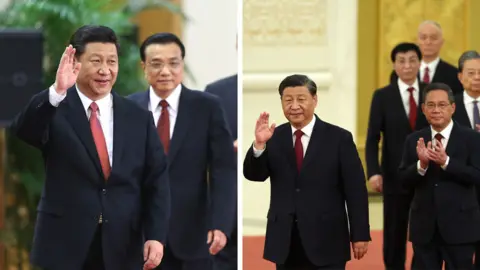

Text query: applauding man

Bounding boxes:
[9,25,170,270]
[399,82,480,270]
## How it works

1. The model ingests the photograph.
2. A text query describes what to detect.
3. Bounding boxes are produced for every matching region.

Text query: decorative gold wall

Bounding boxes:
[357,0,480,193]
[357,0,480,144]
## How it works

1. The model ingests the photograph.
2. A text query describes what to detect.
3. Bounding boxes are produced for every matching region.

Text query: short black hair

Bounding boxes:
[69,25,119,58]
[390,42,422,62]
[423,82,455,104]
[458,50,480,72]
[278,74,317,96]
[139,32,185,61]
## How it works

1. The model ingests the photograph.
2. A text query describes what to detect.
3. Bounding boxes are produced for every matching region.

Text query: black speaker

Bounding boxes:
[0,29,43,127]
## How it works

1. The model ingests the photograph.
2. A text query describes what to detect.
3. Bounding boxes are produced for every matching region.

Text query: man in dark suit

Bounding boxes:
[451,50,480,269]
[205,74,238,270]
[399,82,480,270]
[390,21,462,95]
[128,33,236,270]
[243,74,371,270]
[9,25,170,270]
[366,42,428,270]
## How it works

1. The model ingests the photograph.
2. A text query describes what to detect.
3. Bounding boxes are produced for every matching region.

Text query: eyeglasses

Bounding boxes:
[425,102,451,110]
[146,61,182,72]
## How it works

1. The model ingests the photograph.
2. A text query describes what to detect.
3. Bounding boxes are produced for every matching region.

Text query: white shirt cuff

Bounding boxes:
[417,160,428,176]
[49,85,66,107]
[441,156,450,170]
[252,142,265,158]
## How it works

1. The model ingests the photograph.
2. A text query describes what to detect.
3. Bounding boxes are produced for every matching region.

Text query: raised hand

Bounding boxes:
[254,112,275,149]
[54,45,81,95]
[416,138,431,168]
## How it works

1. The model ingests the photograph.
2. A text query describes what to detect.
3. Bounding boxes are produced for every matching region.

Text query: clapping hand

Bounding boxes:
[427,140,448,166]
[416,138,431,168]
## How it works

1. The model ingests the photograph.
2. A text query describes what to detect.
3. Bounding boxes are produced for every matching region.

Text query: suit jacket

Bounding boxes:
[128,86,236,260]
[204,74,238,246]
[452,93,472,128]
[9,87,170,270]
[390,59,463,95]
[204,74,237,139]
[398,123,480,245]
[243,117,371,266]
[365,83,429,194]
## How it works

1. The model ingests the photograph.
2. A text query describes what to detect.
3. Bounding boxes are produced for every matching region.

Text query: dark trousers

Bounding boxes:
[213,224,237,270]
[412,226,475,270]
[475,242,480,269]
[383,193,416,270]
[157,245,213,270]
[82,225,105,270]
[276,222,346,270]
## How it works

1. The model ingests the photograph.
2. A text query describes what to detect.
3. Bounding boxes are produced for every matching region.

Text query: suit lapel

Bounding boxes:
[111,92,126,175]
[431,60,444,82]
[278,125,297,171]
[454,95,472,128]
[445,123,460,157]
[139,89,150,110]
[301,117,323,171]
[168,88,191,163]
[390,84,412,131]
[64,87,103,181]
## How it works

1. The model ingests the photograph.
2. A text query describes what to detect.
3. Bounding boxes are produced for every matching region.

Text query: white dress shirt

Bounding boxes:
[397,78,420,117]
[253,117,316,157]
[48,85,114,166]
[420,57,440,82]
[462,91,480,128]
[417,120,453,175]
[148,84,182,139]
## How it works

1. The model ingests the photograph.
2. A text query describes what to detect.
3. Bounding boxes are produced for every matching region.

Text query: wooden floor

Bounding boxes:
[243,230,414,270]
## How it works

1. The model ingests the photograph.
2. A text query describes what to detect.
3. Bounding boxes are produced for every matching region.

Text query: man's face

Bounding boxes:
[281,86,317,128]
[142,43,184,95]
[458,58,480,95]
[76,42,118,99]
[422,89,455,129]
[417,23,443,58]
[393,51,420,83]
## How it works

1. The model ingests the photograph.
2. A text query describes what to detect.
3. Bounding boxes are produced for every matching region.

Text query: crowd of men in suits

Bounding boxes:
[9,25,238,270]
[243,20,480,270]
[366,20,480,270]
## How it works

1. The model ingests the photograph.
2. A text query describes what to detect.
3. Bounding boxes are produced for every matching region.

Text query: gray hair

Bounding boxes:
[418,20,443,35]
[458,50,480,72]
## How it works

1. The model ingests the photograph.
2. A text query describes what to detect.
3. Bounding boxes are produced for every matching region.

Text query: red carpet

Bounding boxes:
[243,230,413,270]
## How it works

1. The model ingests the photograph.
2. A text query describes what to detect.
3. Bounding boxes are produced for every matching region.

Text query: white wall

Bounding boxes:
[242,0,358,236]
[181,0,238,90]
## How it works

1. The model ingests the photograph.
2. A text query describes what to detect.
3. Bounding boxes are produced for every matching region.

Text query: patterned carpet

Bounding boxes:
[243,230,414,270]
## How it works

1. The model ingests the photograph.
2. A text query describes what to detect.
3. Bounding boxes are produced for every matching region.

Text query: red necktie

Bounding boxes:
[294,130,304,172]
[423,67,430,84]
[407,87,417,130]
[434,133,443,143]
[89,102,111,180]
[157,100,170,153]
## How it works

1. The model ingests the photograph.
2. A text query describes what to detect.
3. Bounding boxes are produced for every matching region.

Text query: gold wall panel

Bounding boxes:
[243,0,327,47]
[377,0,469,87]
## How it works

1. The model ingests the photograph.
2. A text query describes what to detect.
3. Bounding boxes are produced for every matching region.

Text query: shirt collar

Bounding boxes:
[75,84,112,115]
[421,57,440,71]
[463,91,480,105]
[431,120,454,140]
[397,78,420,93]
[291,116,316,137]
[149,84,182,113]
